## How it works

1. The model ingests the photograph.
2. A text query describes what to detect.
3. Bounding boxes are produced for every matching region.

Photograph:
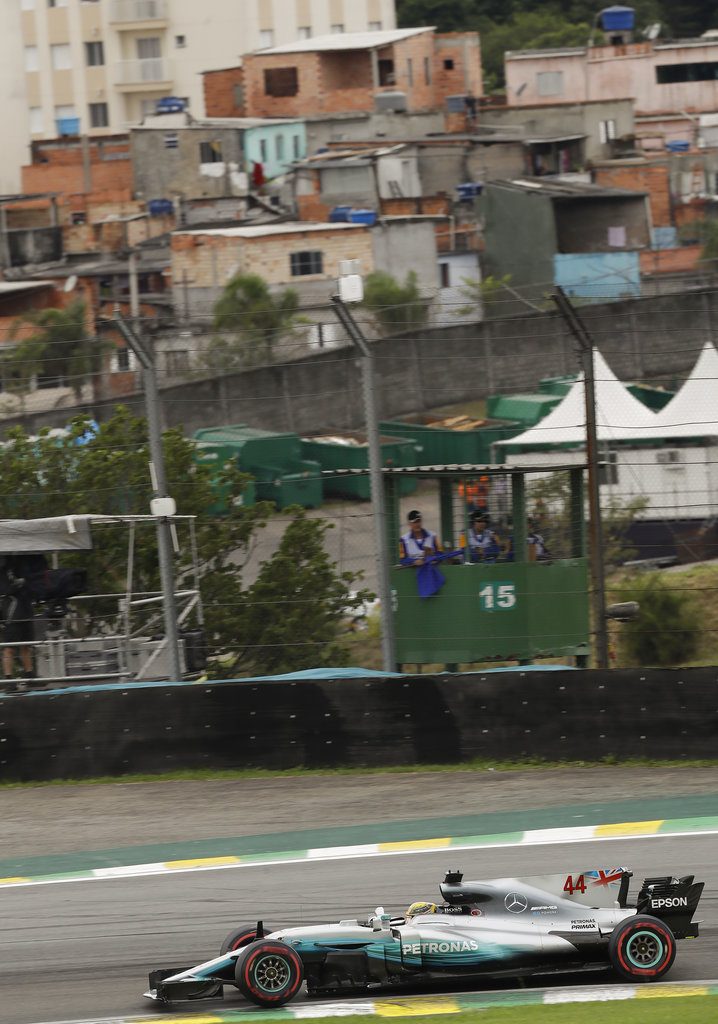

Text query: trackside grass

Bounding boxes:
[278,1001,718,1024]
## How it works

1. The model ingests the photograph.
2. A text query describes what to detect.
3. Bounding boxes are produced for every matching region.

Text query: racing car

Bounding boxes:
[144,866,703,1008]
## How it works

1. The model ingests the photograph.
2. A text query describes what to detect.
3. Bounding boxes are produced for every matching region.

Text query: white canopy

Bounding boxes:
[617,341,718,441]
[496,349,658,450]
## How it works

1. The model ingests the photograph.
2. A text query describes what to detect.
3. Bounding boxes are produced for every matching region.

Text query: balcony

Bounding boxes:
[114,57,172,90]
[109,0,169,27]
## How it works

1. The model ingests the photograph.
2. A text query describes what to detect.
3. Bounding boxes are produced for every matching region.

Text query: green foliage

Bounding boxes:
[230,510,371,676]
[692,219,718,262]
[479,14,591,92]
[457,273,512,315]
[0,408,363,676]
[6,300,105,400]
[619,573,700,667]
[362,270,430,335]
[209,273,300,367]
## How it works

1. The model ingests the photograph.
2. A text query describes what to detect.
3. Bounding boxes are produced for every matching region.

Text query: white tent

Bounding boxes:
[496,349,658,450]
[617,341,718,441]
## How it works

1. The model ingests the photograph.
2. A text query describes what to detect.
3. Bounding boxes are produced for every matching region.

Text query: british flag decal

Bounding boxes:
[586,869,625,887]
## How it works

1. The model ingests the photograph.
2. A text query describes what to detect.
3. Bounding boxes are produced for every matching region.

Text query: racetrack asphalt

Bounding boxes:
[0,766,717,1024]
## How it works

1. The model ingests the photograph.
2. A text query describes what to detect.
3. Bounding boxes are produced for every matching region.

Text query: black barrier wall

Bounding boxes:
[1,669,717,782]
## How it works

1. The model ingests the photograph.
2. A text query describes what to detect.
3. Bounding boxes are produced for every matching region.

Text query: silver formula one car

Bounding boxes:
[144,866,703,1008]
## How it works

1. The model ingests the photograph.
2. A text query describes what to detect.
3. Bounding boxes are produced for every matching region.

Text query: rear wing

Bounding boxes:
[637,875,704,939]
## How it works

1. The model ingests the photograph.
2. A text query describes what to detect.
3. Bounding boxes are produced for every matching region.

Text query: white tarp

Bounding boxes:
[618,341,718,441]
[0,516,95,553]
[496,349,658,450]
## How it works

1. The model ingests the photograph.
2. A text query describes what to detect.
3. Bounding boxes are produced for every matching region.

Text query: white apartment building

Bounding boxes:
[3,0,396,192]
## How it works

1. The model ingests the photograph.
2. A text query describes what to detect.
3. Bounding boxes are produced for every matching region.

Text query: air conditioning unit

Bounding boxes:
[656,449,683,464]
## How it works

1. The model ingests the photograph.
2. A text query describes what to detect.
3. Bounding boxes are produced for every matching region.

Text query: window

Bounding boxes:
[536,70,564,96]
[657,61,718,84]
[199,140,223,163]
[378,59,395,86]
[85,41,105,66]
[599,118,616,144]
[55,103,76,119]
[24,45,38,72]
[71,211,87,225]
[290,251,323,276]
[164,131,178,148]
[259,138,268,162]
[424,56,431,84]
[439,262,450,288]
[259,29,274,48]
[89,101,109,127]
[598,451,619,486]
[407,58,413,85]
[175,34,186,48]
[298,26,311,39]
[293,134,301,159]
[369,21,382,30]
[113,347,137,373]
[51,43,72,69]
[136,37,161,59]
[443,58,454,70]
[275,134,284,160]
[330,23,344,33]
[29,106,43,133]
[264,66,298,97]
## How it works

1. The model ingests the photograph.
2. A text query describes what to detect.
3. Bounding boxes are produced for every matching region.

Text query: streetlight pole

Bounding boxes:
[331,294,396,673]
[115,311,183,682]
[552,287,609,670]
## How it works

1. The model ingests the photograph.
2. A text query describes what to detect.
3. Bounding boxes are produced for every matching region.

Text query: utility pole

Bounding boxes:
[331,294,396,673]
[552,287,609,669]
[115,308,183,683]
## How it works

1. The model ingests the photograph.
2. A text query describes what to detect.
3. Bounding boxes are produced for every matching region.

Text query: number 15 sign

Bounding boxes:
[479,581,517,611]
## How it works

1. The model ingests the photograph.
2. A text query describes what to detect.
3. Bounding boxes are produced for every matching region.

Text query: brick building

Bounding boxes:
[203,27,482,121]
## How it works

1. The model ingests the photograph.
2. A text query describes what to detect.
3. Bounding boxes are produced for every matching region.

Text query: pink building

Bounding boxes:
[505,39,718,149]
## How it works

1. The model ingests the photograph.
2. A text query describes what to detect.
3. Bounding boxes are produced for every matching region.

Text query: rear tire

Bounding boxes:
[235,939,304,1007]
[609,915,676,982]
[220,924,275,955]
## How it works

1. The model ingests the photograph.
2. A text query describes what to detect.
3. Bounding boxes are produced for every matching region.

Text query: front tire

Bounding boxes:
[235,939,304,1007]
[609,915,676,982]
[220,924,275,955]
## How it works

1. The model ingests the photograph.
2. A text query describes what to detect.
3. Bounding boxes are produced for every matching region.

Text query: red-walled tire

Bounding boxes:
[609,915,676,982]
[220,925,275,955]
[235,940,304,1007]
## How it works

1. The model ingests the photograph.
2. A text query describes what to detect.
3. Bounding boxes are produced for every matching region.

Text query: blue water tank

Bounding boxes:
[155,96,187,114]
[599,6,635,31]
[329,205,352,222]
[148,198,174,216]
[666,140,690,153]
[349,209,377,226]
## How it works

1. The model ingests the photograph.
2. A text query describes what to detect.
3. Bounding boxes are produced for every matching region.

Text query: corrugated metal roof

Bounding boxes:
[257,27,433,56]
[176,221,366,238]
[320,463,586,478]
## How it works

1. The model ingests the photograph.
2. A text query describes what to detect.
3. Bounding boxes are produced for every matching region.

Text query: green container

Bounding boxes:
[193,425,322,509]
[301,432,419,500]
[379,418,522,465]
[539,375,576,397]
[486,394,563,428]
[193,440,257,514]
[392,560,590,665]
[540,375,675,411]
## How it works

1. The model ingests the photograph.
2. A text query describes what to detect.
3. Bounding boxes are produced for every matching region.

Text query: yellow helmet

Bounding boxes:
[406,901,437,918]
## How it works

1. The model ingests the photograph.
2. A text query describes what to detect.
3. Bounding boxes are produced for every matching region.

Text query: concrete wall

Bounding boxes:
[371,219,439,292]
[481,186,558,288]
[244,122,307,180]
[303,111,445,153]
[554,195,650,251]
[479,98,635,163]
[131,127,246,200]
[7,286,718,440]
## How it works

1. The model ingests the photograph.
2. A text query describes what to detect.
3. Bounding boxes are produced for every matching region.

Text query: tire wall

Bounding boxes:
[1,668,717,782]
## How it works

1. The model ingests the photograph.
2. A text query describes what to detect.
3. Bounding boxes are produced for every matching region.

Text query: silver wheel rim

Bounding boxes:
[254,954,291,992]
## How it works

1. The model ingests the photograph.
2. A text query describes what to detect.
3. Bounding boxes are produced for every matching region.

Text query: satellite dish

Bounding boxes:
[64,274,78,293]
[645,22,662,40]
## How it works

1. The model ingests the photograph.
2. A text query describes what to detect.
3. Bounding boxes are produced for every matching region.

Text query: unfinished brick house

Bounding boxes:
[203,27,482,120]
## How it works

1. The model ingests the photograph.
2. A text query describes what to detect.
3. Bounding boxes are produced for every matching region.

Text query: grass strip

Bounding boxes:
[3,757,718,790]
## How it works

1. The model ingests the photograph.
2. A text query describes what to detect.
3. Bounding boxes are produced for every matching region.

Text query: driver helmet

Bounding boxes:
[406,901,438,918]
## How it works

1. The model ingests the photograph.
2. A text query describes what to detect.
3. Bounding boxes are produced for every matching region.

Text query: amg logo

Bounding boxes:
[651,897,688,909]
[402,940,480,955]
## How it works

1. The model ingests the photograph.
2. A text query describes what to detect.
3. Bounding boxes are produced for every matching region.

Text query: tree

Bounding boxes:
[618,573,699,667]
[397,0,478,31]
[362,270,430,335]
[479,12,592,91]
[230,511,371,675]
[7,299,103,401]
[0,408,366,677]
[209,273,301,367]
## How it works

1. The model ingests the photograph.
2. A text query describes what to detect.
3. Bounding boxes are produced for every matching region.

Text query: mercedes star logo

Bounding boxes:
[505,892,529,913]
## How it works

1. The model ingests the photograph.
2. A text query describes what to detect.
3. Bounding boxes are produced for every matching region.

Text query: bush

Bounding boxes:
[619,573,699,667]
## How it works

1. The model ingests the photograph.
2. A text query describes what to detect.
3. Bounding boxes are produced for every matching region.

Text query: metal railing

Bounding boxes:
[109,0,168,23]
